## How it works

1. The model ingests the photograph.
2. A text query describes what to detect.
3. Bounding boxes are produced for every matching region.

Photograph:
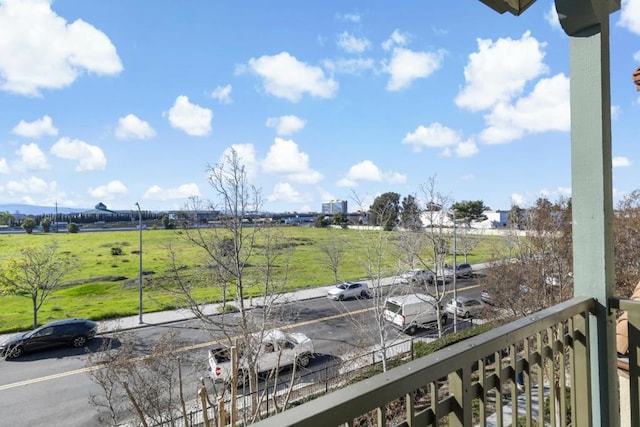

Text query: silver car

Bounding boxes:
[327,282,371,301]
[445,296,484,318]
[399,269,435,284]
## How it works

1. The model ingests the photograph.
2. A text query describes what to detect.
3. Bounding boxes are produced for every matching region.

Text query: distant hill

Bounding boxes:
[0,204,84,215]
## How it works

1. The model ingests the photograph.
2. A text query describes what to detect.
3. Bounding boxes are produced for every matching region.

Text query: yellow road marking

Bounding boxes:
[0,283,478,391]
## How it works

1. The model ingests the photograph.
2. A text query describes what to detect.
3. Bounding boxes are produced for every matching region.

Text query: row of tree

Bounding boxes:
[367,191,489,231]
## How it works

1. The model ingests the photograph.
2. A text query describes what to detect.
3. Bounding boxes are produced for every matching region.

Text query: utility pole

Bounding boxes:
[452,210,457,333]
[135,202,143,324]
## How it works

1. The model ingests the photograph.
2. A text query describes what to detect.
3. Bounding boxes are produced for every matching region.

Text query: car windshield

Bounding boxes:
[336,284,348,289]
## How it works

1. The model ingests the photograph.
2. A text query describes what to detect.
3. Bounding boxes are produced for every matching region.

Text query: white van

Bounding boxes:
[384,293,447,335]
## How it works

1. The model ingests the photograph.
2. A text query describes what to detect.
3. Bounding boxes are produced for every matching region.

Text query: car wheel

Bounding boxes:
[297,353,311,368]
[71,335,88,348]
[338,294,344,301]
[464,311,471,319]
[360,290,368,298]
[407,325,417,335]
[7,345,24,359]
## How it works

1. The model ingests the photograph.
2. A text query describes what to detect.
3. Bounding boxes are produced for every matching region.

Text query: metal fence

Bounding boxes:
[150,324,476,427]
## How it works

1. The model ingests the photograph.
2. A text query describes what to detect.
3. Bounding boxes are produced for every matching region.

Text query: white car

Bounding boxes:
[445,296,484,319]
[399,269,435,285]
[326,282,371,301]
[208,329,314,384]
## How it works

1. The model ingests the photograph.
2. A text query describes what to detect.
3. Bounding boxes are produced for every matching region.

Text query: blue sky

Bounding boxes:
[1,0,639,213]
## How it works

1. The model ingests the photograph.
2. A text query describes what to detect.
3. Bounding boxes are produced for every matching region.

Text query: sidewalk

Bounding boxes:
[0,282,338,343]
[0,275,403,342]
[95,282,339,335]
[0,263,491,342]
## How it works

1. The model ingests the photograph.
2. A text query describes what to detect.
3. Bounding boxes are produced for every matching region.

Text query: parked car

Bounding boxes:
[445,296,484,318]
[0,318,98,359]
[208,329,314,384]
[327,282,371,301]
[444,263,473,279]
[480,290,494,305]
[399,269,435,285]
[481,284,530,306]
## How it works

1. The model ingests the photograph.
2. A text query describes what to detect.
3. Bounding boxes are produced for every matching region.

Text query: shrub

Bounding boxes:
[67,222,79,233]
[40,217,52,232]
[22,216,36,234]
[413,324,492,358]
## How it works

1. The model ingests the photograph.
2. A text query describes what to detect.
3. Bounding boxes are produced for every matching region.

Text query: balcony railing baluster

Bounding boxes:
[243,296,640,427]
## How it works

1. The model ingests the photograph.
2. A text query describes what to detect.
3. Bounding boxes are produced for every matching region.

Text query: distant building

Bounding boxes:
[322,200,347,215]
[421,209,511,229]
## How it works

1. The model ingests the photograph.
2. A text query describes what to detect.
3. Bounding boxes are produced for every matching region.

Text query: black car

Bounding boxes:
[0,318,98,359]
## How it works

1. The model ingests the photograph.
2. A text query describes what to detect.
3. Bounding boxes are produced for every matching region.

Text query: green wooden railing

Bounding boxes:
[251,296,638,427]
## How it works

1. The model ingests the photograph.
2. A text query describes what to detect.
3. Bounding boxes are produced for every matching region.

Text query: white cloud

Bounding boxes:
[0,0,122,96]
[511,193,526,206]
[262,138,323,184]
[613,156,631,168]
[619,0,640,34]
[267,182,311,203]
[455,139,479,158]
[241,52,338,102]
[219,144,259,182]
[2,176,57,197]
[14,143,50,172]
[538,186,571,200]
[480,73,570,144]
[611,105,621,120]
[165,95,212,136]
[544,3,561,30]
[381,29,408,51]
[318,188,335,202]
[384,48,443,91]
[50,137,106,171]
[89,180,128,199]
[337,31,370,53]
[635,51,640,62]
[0,158,9,174]
[322,58,375,75]
[143,183,201,201]
[336,13,360,23]
[12,115,58,138]
[265,115,306,136]
[115,114,156,140]
[402,122,462,152]
[455,31,548,112]
[211,84,233,104]
[337,160,406,187]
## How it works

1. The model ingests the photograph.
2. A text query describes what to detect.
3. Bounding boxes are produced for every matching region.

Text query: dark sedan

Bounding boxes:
[0,318,97,359]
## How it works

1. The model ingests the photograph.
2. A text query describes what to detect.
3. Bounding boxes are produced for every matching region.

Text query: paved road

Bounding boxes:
[0,274,486,426]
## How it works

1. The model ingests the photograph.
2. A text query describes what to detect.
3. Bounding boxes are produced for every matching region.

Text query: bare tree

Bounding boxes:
[347,191,405,372]
[0,244,76,328]
[456,226,484,264]
[317,233,346,285]
[614,189,640,297]
[412,177,454,337]
[161,149,297,422]
[87,331,191,427]
[482,196,573,318]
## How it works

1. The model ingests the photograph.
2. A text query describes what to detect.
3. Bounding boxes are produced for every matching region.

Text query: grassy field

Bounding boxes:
[0,226,499,333]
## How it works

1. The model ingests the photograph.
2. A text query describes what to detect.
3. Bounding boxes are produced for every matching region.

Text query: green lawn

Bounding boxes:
[0,226,500,333]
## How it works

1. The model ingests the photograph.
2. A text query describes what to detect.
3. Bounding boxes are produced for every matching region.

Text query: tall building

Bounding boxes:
[321,200,347,215]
